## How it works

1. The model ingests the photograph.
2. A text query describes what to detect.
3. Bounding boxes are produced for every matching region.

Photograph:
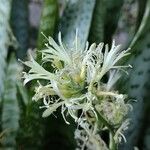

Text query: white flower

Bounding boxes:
[21,32,132,149]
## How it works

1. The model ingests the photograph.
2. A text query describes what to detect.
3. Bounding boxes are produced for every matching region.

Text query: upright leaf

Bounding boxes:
[143,116,150,149]
[113,0,139,47]
[104,0,123,44]
[0,0,12,100]
[129,0,150,48]
[60,0,95,48]
[10,0,29,59]
[15,101,45,149]
[37,0,58,61]
[136,0,147,29]
[89,0,106,44]
[1,54,21,148]
[121,35,150,149]
[118,1,150,148]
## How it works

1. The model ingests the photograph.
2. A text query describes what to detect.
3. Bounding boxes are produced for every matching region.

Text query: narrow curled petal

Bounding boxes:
[42,102,64,117]
[21,54,56,85]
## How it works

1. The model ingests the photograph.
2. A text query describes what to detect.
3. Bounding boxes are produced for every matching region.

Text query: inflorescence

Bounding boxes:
[21,32,132,150]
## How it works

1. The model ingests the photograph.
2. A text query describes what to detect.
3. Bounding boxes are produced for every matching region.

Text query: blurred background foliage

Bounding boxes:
[0,0,150,149]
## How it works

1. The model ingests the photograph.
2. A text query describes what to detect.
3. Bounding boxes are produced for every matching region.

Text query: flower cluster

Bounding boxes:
[21,32,132,149]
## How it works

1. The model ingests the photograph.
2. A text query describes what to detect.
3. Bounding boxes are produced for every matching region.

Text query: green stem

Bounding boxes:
[109,132,117,150]
[95,108,114,133]
[94,108,117,150]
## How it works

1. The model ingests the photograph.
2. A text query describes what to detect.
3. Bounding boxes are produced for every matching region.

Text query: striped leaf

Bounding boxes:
[113,0,139,47]
[60,0,95,48]
[118,1,150,149]
[37,0,58,61]
[104,0,123,44]
[143,121,150,149]
[0,0,12,101]
[89,0,123,45]
[121,35,150,149]
[1,54,21,148]
[89,0,106,44]
[10,0,29,59]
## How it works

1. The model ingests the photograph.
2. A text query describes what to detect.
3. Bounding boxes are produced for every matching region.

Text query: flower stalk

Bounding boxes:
[109,132,117,150]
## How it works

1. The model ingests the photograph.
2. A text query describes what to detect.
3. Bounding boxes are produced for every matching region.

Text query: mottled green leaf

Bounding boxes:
[10,0,29,59]
[143,122,150,150]
[0,0,12,101]
[113,0,139,47]
[118,1,150,148]
[89,0,105,44]
[60,0,95,48]
[1,54,21,148]
[104,0,123,44]
[37,0,58,61]
[129,0,150,48]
